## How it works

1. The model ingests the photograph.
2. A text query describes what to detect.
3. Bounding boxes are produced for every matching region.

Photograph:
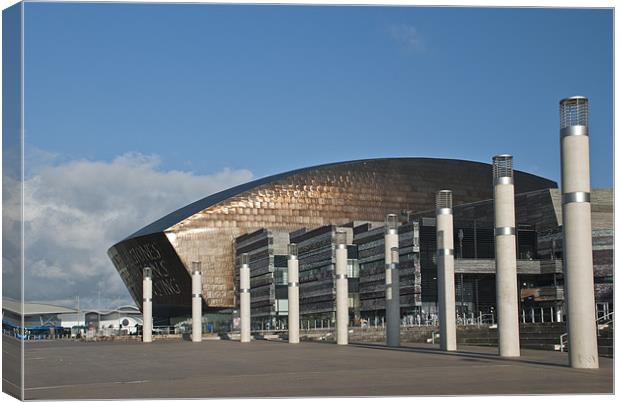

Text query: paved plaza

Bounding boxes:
[11,338,614,399]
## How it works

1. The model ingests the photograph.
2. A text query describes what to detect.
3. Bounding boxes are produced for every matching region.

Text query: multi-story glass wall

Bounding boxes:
[354,221,421,326]
[234,228,289,330]
[291,225,358,326]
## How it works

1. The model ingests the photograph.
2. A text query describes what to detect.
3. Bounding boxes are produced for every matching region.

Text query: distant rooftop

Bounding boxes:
[3,299,77,315]
[3,299,142,316]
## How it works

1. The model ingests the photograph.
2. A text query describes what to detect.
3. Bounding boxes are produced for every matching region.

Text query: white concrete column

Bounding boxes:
[560,96,599,369]
[288,244,300,344]
[384,214,400,347]
[436,191,457,351]
[493,155,520,357]
[191,262,202,342]
[335,231,349,345]
[142,267,153,343]
[240,254,251,343]
[388,247,401,346]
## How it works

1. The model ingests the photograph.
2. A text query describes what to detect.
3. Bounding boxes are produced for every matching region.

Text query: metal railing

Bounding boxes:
[247,313,498,332]
[559,311,613,352]
[559,332,567,352]
[3,329,74,341]
[597,311,615,328]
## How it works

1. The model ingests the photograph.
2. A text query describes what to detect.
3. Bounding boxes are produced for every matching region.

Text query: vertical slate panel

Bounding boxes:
[107,233,194,322]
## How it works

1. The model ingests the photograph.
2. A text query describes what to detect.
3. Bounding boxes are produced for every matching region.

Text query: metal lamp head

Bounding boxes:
[436,190,452,215]
[241,253,249,266]
[492,155,513,185]
[385,214,398,235]
[191,261,202,275]
[560,96,588,138]
[335,230,347,249]
[560,96,588,129]
[143,267,152,279]
[288,243,298,259]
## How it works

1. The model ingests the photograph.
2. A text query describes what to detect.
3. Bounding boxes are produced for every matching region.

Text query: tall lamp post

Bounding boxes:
[142,267,153,343]
[560,96,598,369]
[288,244,300,344]
[335,230,349,345]
[384,214,400,347]
[240,254,251,343]
[191,261,202,343]
[436,190,457,351]
[493,154,520,357]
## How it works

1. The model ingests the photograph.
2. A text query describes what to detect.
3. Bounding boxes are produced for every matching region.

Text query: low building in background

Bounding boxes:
[2,299,75,338]
[75,306,143,335]
[2,300,143,339]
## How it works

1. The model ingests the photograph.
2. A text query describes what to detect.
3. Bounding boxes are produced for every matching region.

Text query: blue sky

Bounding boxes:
[15,3,614,307]
[24,4,613,186]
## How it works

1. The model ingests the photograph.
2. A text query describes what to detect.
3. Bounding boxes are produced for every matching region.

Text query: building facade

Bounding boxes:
[412,188,613,322]
[354,221,421,325]
[108,158,556,321]
[234,228,290,329]
[290,225,358,326]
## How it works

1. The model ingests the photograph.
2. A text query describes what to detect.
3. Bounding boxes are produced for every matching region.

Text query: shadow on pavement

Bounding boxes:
[347,342,570,369]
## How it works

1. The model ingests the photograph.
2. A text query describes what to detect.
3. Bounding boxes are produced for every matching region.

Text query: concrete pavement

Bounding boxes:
[20,338,613,399]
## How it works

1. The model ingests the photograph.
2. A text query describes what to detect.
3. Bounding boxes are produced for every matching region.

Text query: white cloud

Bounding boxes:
[389,24,424,51]
[18,152,253,309]
[3,175,23,302]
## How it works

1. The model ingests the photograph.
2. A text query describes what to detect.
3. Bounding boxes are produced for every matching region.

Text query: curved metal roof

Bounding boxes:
[3,298,77,315]
[126,157,556,240]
